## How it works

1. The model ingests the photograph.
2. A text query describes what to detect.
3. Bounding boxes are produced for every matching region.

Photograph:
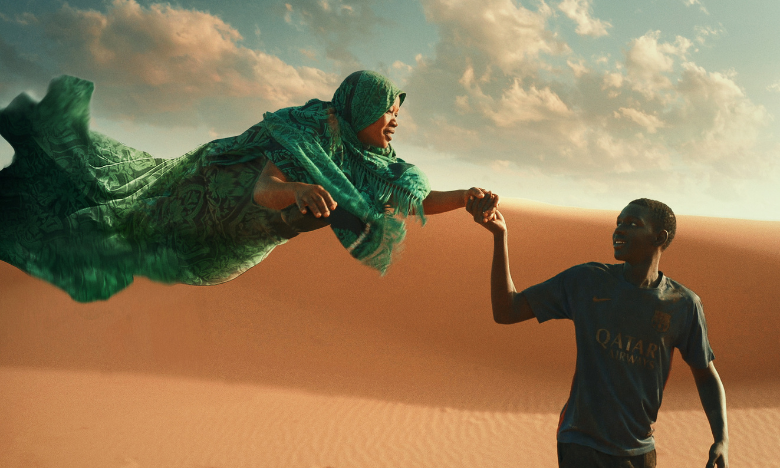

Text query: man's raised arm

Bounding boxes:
[466,195,534,324]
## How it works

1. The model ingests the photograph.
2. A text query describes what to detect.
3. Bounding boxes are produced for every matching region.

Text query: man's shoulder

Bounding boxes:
[525,263,609,294]
[546,263,623,290]
[662,275,702,307]
[567,262,622,277]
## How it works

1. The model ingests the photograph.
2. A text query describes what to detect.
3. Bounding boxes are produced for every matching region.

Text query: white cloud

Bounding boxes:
[602,71,623,89]
[490,159,512,172]
[393,60,413,73]
[683,0,709,15]
[402,16,773,198]
[299,48,318,60]
[6,0,771,215]
[567,59,589,77]
[386,60,414,87]
[421,0,568,74]
[284,0,381,73]
[673,62,771,174]
[767,80,780,93]
[486,80,572,126]
[694,24,724,45]
[557,0,611,37]
[36,0,336,129]
[593,133,642,173]
[614,107,665,133]
[284,3,294,23]
[398,0,574,160]
[0,12,38,25]
[625,31,692,99]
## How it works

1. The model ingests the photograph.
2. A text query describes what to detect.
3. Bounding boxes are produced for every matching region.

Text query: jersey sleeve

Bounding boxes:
[676,298,715,369]
[521,266,581,323]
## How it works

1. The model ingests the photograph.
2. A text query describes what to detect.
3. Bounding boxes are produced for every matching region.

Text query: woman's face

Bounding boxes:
[356,96,401,148]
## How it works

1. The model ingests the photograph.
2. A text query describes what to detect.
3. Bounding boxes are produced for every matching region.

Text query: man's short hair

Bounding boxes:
[629,198,676,250]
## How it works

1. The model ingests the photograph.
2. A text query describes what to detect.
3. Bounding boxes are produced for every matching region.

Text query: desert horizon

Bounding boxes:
[1,198,778,467]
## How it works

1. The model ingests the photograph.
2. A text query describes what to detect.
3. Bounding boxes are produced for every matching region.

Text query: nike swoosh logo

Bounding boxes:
[593,297,611,302]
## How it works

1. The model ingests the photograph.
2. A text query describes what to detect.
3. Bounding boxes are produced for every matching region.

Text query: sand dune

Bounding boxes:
[1,199,778,467]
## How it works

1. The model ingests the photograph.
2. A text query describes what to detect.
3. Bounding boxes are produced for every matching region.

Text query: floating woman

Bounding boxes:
[0,70,497,302]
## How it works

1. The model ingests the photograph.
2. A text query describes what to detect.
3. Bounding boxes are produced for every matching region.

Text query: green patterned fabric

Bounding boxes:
[0,71,430,302]
[207,70,430,269]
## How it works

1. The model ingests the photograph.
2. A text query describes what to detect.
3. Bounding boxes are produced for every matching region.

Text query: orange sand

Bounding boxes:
[1,199,778,467]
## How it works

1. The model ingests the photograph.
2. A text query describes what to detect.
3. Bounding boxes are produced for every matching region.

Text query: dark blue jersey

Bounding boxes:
[522,262,714,456]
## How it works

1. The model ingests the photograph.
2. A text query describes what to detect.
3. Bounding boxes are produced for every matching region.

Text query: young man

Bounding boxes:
[467,197,728,468]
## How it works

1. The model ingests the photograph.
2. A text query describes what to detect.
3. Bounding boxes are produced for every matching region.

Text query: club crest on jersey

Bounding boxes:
[652,310,671,333]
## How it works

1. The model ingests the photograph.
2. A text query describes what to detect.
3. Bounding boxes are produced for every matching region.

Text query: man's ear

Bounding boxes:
[655,229,669,248]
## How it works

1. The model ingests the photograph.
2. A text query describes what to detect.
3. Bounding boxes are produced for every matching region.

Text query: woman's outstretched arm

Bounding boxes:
[253,161,337,218]
[422,188,499,216]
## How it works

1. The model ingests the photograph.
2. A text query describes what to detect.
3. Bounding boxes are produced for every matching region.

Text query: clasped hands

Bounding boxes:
[465,188,505,234]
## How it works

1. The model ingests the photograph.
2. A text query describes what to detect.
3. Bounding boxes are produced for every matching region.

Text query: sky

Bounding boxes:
[1,0,779,220]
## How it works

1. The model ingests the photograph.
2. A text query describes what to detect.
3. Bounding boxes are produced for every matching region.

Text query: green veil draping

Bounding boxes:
[0,71,430,302]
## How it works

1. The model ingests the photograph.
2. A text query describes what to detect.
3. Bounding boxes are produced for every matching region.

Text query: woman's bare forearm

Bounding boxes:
[422,190,468,215]
[253,175,300,209]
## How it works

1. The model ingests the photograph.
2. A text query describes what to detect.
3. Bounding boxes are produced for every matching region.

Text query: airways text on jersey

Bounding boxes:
[596,328,660,370]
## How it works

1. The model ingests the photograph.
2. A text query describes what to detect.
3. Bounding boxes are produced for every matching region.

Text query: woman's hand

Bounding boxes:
[292,183,337,218]
[423,187,500,216]
[253,162,336,217]
[467,193,506,234]
[464,187,499,222]
[463,187,489,203]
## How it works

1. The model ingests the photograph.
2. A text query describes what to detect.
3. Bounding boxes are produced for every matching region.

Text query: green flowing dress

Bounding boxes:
[0,71,430,302]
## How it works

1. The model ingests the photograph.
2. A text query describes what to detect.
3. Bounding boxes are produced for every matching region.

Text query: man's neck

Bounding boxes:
[622,256,662,288]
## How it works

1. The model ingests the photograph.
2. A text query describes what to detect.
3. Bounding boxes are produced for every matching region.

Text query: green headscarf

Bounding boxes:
[208,70,431,273]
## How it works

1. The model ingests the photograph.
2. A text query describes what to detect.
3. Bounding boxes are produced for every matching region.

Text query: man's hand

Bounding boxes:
[706,441,728,468]
[467,193,506,234]
[464,187,499,222]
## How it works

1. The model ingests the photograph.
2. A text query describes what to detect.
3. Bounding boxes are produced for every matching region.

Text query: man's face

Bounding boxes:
[613,204,663,263]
